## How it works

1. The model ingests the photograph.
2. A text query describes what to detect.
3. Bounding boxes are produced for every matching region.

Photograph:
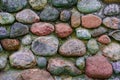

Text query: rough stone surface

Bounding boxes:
[109,30,120,41]
[16,9,40,24]
[59,39,86,56]
[21,69,54,80]
[60,10,71,22]
[97,35,111,44]
[103,42,120,61]
[112,61,120,74]
[0,27,9,39]
[21,35,32,45]
[31,36,59,56]
[86,55,113,79]
[30,22,54,36]
[82,14,102,28]
[9,48,36,69]
[47,58,81,76]
[0,55,7,70]
[1,39,20,51]
[55,23,73,38]
[36,57,47,68]
[76,57,85,70]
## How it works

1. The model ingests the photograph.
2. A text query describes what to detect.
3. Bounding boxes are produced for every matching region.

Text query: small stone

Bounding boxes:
[82,14,102,28]
[10,22,29,38]
[112,61,120,74]
[21,35,32,45]
[0,27,9,39]
[9,48,36,69]
[31,36,59,56]
[52,0,77,8]
[71,9,81,28]
[91,27,108,37]
[86,55,113,79]
[76,57,85,70]
[16,9,40,24]
[87,39,99,55]
[30,22,54,36]
[103,17,120,29]
[29,0,47,10]
[0,12,15,25]
[0,55,7,70]
[104,4,120,16]
[1,0,27,12]
[21,69,54,80]
[0,44,3,52]
[40,6,59,21]
[36,57,47,68]
[109,30,120,41]
[1,39,20,51]
[77,0,102,13]
[60,10,71,22]
[76,28,91,40]
[59,39,86,56]
[97,35,111,44]
[55,23,73,38]
[103,42,120,61]
[47,58,81,76]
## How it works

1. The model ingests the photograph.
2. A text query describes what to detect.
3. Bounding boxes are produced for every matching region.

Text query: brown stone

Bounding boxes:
[82,14,102,28]
[86,55,113,79]
[55,23,73,38]
[21,69,54,80]
[97,35,111,44]
[30,22,54,36]
[1,39,20,51]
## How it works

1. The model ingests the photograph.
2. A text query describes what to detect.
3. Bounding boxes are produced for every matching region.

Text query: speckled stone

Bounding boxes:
[0,12,15,25]
[1,0,27,12]
[9,48,36,69]
[16,9,40,24]
[36,57,47,68]
[40,6,59,21]
[112,61,120,74]
[31,36,59,56]
[97,35,111,44]
[0,27,9,39]
[77,0,102,13]
[0,44,3,52]
[0,55,7,70]
[29,0,47,10]
[60,10,71,22]
[10,22,29,38]
[76,57,85,70]
[59,39,86,56]
[21,35,32,45]
[109,30,120,41]
[76,28,91,40]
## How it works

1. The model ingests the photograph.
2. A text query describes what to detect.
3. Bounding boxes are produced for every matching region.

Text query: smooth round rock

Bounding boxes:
[76,28,91,40]
[16,9,40,24]
[0,12,15,25]
[40,6,59,21]
[60,10,71,22]
[52,0,77,8]
[9,48,36,69]
[109,30,120,41]
[112,61,120,74]
[36,57,47,68]
[59,39,86,56]
[97,35,111,44]
[31,36,59,56]
[55,23,73,38]
[30,22,54,36]
[76,57,85,70]
[87,39,99,55]
[47,58,81,76]
[77,0,102,13]
[103,17,120,29]
[10,22,29,38]
[82,14,102,28]
[0,55,7,70]
[1,39,20,51]
[86,55,113,79]
[104,4,120,16]
[0,27,9,39]
[21,35,32,45]
[1,0,27,12]
[21,69,54,80]
[103,42,120,61]
[29,0,47,10]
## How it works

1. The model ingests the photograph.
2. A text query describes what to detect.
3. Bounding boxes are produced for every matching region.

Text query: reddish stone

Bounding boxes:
[1,39,20,51]
[86,55,113,79]
[97,35,111,44]
[55,23,73,38]
[82,14,102,28]
[30,22,54,36]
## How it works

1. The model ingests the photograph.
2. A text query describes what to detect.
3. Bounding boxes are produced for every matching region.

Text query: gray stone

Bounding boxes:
[0,27,9,39]
[60,10,71,22]
[0,55,7,70]
[36,57,47,68]
[76,57,85,70]
[112,61,120,74]
[21,35,32,45]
